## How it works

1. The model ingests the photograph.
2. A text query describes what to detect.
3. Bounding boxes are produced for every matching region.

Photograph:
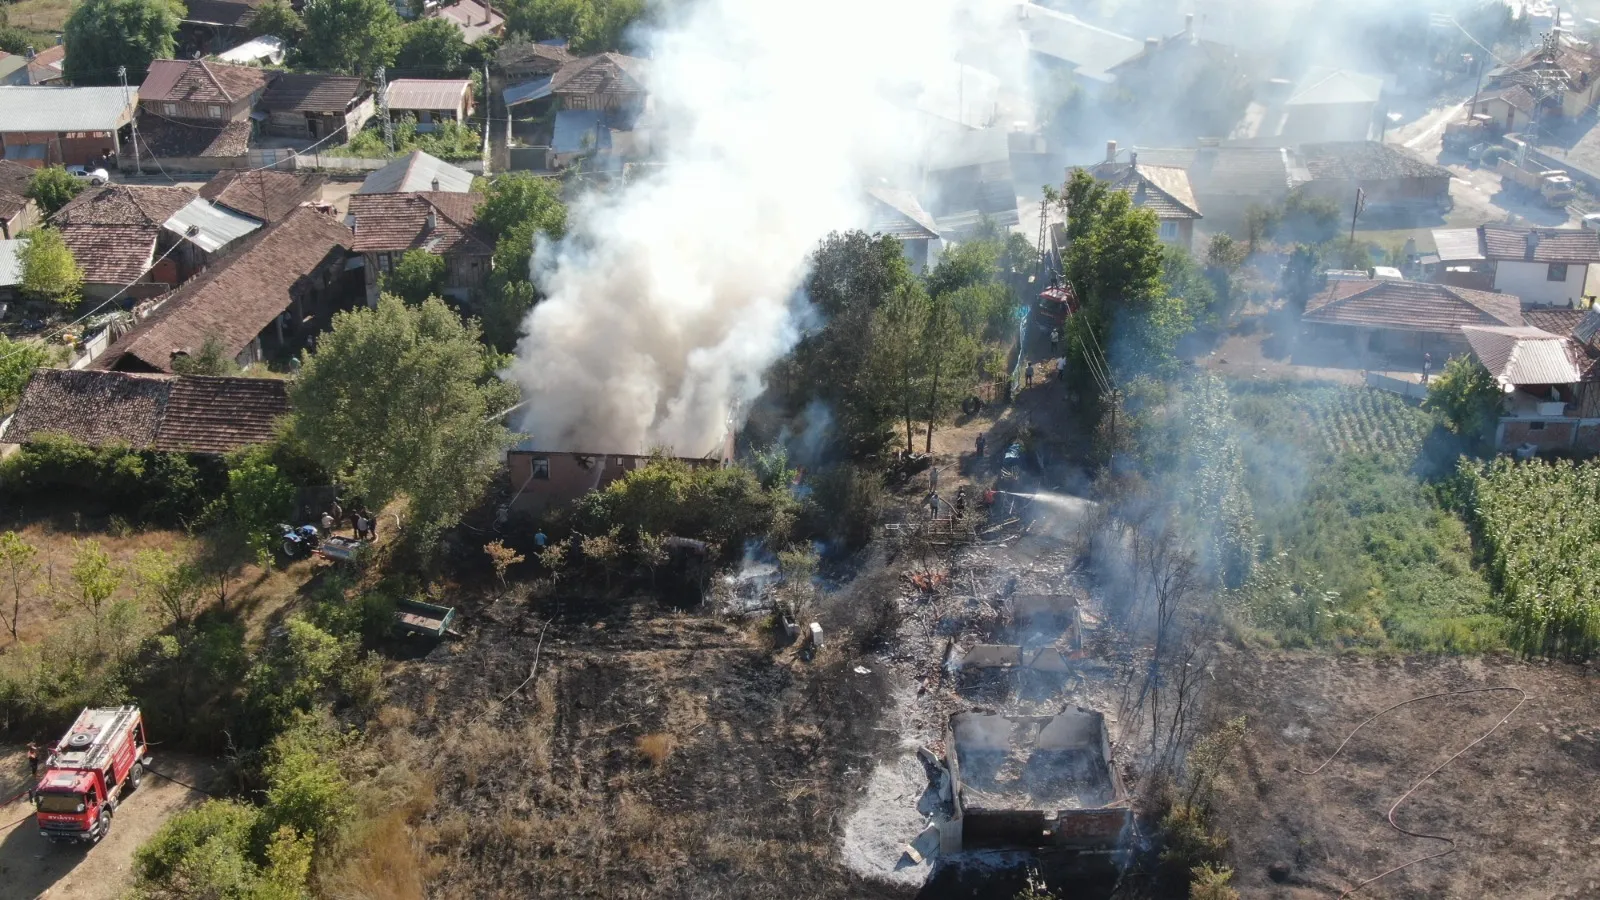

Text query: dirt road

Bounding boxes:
[0,750,218,900]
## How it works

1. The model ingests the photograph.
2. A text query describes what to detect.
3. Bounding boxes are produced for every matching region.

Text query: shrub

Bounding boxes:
[1189,863,1240,900]
[0,434,218,525]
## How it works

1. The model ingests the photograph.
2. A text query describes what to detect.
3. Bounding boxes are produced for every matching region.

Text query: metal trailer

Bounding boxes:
[393,598,458,638]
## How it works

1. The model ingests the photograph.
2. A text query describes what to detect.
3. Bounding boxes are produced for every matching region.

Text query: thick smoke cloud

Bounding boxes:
[509,0,1015,453]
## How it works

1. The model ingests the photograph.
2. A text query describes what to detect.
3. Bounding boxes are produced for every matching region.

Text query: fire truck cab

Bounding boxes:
[33,706,151,845]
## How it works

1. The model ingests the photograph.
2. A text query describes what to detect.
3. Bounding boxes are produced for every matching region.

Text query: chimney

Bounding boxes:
[426,207,438,231]
[1106,139,1118,162]
[1528,230,1541,257]
[1145,37,1159,52]
[431,176,441,191]
[1185,13,1194,34]
[1130,151,1138,168]
[24,46,34,60]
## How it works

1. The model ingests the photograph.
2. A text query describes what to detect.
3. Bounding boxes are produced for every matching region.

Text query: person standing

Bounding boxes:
[975,432,987,459]
[27,742,39,778]
[1422,352,1432,384]
[1025,362,1035,387]
[328,498,343,531]
[1050,328,1061,354]
[354,512,370,541]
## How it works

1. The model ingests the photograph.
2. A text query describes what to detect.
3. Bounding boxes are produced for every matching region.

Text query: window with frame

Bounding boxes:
[1548,263,1569,281]
[568,95,588,110]
[531,458,550,479]
[1529,421,1547,431]
[376,252,392,273]
[1159,221,1178,239]
[162,103,177,116]
[208,105,222,118]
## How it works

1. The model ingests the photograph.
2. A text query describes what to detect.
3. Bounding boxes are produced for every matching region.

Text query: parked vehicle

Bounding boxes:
[394,598,459,639]
[33,706,151,845]
[1497,157,1576,207]
[1443,114,1493,153]
[1582,212,1600,233]
[316,535,367,563]
[279,523,321,558]
[64,166,109,186]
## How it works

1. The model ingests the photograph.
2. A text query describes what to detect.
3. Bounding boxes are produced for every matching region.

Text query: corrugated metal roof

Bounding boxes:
[163,198,263,253]
[1462,325,1588,385]
[866,187,940,240]
[1431,227,1484,261]
[217,36,286,65]
[503,76,553,107]
[1287,66,1383,106]
[385,79,471,111]
[0,237,25,287]
[551,109,610,154]
[1019,3,1141,80]
[0,86,136,131]
[357,151,475,194]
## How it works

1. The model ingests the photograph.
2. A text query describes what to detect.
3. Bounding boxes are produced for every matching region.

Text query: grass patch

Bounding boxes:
[5,0,74,34]
[1227,381,1505,652]
[636,732,675,766]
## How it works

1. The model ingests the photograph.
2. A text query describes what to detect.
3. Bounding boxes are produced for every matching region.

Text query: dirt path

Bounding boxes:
[0,750,219,900]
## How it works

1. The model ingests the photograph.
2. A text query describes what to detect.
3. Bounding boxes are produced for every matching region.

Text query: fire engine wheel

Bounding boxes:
[92,809,111,843]
[128,761,145,790]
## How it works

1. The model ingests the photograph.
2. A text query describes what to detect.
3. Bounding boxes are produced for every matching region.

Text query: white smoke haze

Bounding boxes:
[509,0,1017,454]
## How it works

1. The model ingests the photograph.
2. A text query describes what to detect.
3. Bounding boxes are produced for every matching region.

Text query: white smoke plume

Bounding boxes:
[509,0,1017,454]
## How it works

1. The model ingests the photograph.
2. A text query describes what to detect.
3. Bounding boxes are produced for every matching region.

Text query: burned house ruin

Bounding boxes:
[940,708,1131,854]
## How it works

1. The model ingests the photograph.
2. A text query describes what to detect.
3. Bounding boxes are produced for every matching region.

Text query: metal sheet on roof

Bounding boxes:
[218,36,286,64]
[503,77,553,107]
[357,151,475,194]
[1431,228,1484,261]
[385,79,471,111]
[163,198,262,253]
[1463,325,1586,385]
[0,86,136,131]
[0,238,25,287]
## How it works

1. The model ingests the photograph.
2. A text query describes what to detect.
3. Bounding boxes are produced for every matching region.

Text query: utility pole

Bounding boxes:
[376,66,394,155]
[119,66,142,176]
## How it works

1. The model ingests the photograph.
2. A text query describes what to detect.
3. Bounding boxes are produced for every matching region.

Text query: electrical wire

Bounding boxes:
[1296,686,1528,899]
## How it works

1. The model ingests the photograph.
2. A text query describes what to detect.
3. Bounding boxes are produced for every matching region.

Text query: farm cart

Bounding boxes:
[394,598,459,639]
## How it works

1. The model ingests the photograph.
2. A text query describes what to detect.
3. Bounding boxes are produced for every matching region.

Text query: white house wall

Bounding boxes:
[1493,259,1590,308]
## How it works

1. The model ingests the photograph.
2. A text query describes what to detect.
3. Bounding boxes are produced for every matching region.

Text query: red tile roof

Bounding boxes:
[97,206,353,373]
[200,170,326,223]
[53,185,198,284]
[139,59,269,105]
[1304,279,1523,334]
[259,74,367,113]
[550,52,646,96]
[57,224,157,284]
[347,191,490,255]
[130,113,253,158]
[0,159,32,222]
[5,367,289,453]
[1480,224,1600,264]
[54,184,198,228]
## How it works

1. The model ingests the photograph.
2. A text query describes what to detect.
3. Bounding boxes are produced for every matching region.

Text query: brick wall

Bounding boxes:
[1499,419,1576,450]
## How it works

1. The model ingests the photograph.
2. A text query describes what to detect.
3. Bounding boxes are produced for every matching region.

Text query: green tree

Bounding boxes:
[18,227,84,307]
[395,16,466,71]
[300,0,400,75]
[1278,188,1340,245]
[873,283,932,453]
[1202,233,1248,320]
[61,539,122,657]
[1061,179,1173,376]
[919,290,978,452]
[63,0,182,85]
[25,167,85,216]
[503,0,587,45]
[224,448,296,565]
[133,549,203,630]
[478,277,536,352]
[1425,355,1503,441]
[249,0,304,40]
[131,799,266,898]
[0,336,54,411]
[290,296,517,544]
[170,334,239,375]
[475,172,567,243]
[381,249,446,304]
[0,531,38,641]
[260,720,353,851]
[243,618,348,737]
[1280,243,1324,313]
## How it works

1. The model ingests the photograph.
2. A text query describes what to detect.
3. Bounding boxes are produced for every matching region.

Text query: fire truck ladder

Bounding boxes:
[65,706,139,773]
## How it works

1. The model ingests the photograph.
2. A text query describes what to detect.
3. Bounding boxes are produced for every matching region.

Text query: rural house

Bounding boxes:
[922,126,1019,234]
[0,159,40,239]
[506,448,724,514]
[347,191,491,304]
[1483,38,1600,123]
[51,184,202,300]
[134,58,271,163]
[1015,2,1141,87]
[384,79,476,132]
[0,52,27,86]
[1302,279,1523,356]
[1125,142,1308,235]
[259,74,374,141]
[1279,66,1382,143]
[1470,85,1537,133]
[504,52,648,125]
[1077,154,1202,249]
[358,150,475,194]
[427,0,505,43]
[1299,141,1451,218]
[94,206,355,373]
[866,186,942,273]
[0,237,24,303]
[17,45,66,86]
[199,169,327,224]
[0,368,290,454]
[1429,224,1600,308]
[0,85,136,168]
[497,39,574,80]
[1461,317,1600,453]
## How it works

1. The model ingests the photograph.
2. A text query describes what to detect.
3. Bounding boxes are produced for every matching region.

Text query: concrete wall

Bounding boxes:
[1,199,39,240]
[1494,259,1589,308]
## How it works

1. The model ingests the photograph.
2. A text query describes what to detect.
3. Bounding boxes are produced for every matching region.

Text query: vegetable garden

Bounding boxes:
[1463,456,1600,659]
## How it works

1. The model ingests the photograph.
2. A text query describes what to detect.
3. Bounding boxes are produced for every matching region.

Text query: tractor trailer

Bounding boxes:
[32,706,152,845]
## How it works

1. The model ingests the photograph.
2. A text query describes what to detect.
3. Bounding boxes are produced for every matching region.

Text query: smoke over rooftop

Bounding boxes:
[507,0,1016,453]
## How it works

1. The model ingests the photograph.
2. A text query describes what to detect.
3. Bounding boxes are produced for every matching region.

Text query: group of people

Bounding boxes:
[308,498,379,542]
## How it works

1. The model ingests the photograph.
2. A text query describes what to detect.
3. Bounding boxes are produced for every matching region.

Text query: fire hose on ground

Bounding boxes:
[1296,686,1527,899]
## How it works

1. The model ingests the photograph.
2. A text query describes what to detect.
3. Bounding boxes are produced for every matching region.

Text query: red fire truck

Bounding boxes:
[33,706,151,845]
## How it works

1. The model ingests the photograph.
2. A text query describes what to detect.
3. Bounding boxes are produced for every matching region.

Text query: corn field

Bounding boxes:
[1465,457,1600,659]
[1304,388,1430,458]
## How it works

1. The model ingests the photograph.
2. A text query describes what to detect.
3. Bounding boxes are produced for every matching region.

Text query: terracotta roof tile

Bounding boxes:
[497,39,573,75]
[1480,224,1600,264]
[0,159,32,221]
[1461,325,1595,385]
[260,74,367,113]
[1301,141,1451,182]
[4,368,289,453]
[549,52,646,96]
[1522,308,1588,337]
[200,170,326,223]
[57,224,157,284]
[1304,279,1523,334]
[130,113,253,158]
[347,191,490,255]
[54,184,198,228]
[139,59,269,105]
[97,206,353,373]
